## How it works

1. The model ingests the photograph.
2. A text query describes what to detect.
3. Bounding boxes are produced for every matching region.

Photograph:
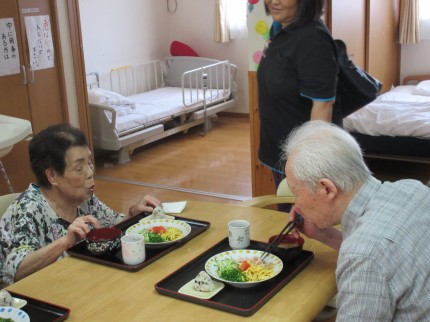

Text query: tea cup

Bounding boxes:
[121,234,146,265]
[228,220,250,249]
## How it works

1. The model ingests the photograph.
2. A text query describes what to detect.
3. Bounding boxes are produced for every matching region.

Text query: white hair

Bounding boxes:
[281,121,371,192]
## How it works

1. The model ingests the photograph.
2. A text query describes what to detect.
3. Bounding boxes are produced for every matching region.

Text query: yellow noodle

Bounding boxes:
[243,262,275,282]
[160,227,183,241]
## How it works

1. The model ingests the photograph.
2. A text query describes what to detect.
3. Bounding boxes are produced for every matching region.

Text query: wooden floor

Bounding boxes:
[94,115,430,215]
[94,116,252,214]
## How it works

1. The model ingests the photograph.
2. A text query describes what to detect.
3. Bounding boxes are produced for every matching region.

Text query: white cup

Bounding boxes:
[228,220,250,249]
[121,234,146,265]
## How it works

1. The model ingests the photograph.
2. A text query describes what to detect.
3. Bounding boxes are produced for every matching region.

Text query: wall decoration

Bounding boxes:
[0,18,20,77]
[247,1,272,71]
[247,0,260,13]
[24,15,55,71]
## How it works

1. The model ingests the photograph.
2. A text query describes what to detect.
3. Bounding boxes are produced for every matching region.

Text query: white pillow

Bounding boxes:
[412,80,430,96]
[390,85,415,94]
[88,88,136,107]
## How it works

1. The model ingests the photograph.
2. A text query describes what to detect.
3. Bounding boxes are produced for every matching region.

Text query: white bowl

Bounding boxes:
[126,219,191,249]
[205,249,283,288]
[0,307,30,322]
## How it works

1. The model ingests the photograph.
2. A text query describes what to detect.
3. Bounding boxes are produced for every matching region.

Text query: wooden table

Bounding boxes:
[7,201,338,321]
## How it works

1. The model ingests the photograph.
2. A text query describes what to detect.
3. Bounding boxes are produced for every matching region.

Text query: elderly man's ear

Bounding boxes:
[316,178,338,200]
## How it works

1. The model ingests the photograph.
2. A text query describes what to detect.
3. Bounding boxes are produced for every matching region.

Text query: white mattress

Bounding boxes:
[344,85,430,139]
[114,87,229,134]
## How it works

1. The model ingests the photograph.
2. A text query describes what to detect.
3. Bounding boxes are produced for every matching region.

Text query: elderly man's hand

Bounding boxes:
[290,206,342,250]
[290,206,320,239]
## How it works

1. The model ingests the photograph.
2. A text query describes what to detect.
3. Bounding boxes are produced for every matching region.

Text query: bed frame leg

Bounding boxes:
[117,147,131,164]
[200,118,212,136]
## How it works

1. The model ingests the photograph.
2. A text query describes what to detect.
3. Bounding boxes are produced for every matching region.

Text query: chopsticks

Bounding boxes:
[261,214,304,261]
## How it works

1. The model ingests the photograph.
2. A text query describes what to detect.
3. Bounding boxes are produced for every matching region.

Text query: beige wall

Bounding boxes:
[401,42,430,81]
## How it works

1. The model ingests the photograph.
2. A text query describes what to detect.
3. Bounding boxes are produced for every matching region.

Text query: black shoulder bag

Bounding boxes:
[335,39,383,117]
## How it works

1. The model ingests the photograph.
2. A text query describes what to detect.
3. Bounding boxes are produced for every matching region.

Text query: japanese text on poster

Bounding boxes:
[0,18,20,77]
[24,15,54,70]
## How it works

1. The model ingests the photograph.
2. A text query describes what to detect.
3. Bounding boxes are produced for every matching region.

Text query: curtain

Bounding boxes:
[215,0,230,43]
[399,0,420,44]
[215,0,248,43]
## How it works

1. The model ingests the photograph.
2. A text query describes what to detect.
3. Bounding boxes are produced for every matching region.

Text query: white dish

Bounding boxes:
[12,297,27,309]
[178,279,225,299]
[140,214,175,221]
[205,249,283,288]
[126,219,191,249]
[0,307,30,322]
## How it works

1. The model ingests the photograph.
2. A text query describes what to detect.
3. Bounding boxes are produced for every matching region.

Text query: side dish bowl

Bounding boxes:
[205,249,283,288]
[268,233,304,261]
[0,307,30,322]
[85,227,122,256]
[126,219,191,249]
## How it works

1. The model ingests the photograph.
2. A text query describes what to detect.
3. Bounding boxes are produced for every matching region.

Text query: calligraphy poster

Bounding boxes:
[0,18,20,77]
[24,15,55,70]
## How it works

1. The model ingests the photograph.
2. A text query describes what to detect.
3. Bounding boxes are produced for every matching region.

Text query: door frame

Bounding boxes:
[65,0,92,147]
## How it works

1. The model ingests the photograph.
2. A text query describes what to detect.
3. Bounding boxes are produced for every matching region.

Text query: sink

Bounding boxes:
[0,115,33,158]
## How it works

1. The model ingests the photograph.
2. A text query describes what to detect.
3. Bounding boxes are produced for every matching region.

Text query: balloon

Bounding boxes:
[253,50,263,64]
[255,20,268,36]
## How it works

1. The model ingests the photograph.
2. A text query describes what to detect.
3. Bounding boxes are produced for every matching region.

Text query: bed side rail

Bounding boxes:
[110,60,164,96]
[88,103,121,150]
[181,60,233,107]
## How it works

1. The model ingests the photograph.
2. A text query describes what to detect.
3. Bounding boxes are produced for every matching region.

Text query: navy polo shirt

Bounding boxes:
[257,20,340,171]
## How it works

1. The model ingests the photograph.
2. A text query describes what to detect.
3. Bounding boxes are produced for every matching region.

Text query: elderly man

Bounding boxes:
[283,121,430,321]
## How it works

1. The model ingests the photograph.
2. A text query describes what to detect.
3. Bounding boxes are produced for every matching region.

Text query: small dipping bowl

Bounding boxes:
[86,227,122,256]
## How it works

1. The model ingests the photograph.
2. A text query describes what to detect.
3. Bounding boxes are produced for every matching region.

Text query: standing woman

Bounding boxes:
[257,0,341,192]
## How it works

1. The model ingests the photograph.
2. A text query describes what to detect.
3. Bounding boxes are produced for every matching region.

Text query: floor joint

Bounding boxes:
[95,175,249,201]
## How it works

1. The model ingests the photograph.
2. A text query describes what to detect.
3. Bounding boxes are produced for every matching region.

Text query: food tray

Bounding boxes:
[7,291,70,321]
[155,237,314,316]
[67,213,210,272]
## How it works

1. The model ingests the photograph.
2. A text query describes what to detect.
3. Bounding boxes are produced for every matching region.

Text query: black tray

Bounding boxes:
[67,213,210,272]
[7,291,70,321]
[155,238,314,316]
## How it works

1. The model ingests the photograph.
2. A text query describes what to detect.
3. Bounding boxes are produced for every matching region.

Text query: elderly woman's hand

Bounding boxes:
[64,215,101,248]
[128,194,161,218]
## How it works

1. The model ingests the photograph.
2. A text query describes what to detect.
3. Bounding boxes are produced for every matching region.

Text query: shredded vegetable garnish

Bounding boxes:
[215,257,275,282]
[138,226,183,243]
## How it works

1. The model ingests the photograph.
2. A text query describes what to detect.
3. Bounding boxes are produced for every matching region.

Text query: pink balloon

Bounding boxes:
[253,50,263,64]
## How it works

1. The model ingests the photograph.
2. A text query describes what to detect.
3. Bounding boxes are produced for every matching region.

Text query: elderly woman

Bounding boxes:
[0,124,160,287]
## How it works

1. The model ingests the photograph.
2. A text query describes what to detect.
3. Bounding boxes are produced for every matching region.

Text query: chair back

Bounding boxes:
[276,178,292,197]
[241,178,295,208]
[0,193,20,218]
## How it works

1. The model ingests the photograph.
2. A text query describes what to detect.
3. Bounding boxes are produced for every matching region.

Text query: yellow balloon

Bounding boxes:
[255,20,268,35]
